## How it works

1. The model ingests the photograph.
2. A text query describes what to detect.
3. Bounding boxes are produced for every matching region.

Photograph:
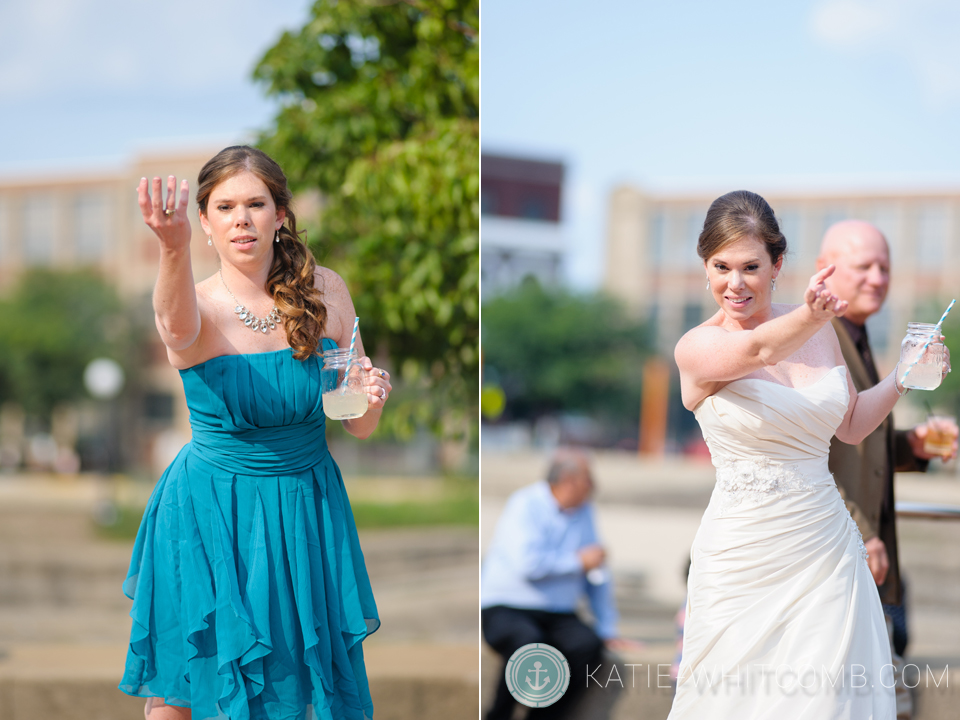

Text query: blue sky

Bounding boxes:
[0,0,311,172]
[482,0,960,288]
[4,0,959,292]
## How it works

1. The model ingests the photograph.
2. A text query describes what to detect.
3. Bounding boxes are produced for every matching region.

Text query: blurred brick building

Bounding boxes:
[606,183,960,369]
[480,153,566,299]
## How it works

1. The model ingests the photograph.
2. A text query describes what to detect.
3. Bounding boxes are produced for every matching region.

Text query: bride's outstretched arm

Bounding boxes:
[676,265,848,409]
[832,332,949,445]
[834,368,903,445]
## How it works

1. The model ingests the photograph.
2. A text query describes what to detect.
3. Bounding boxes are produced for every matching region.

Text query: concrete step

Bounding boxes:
[358,527,479,577]
[0,643,479,720]
[0,524,479,608]
[0,477,481,719]
[0,545,129,607]
[0,504,480,642]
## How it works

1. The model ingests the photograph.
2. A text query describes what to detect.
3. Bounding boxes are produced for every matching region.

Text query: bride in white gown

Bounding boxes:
[668,191,925,720]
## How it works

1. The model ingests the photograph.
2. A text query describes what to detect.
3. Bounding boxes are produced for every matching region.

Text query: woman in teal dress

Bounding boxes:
[120,146,391,720]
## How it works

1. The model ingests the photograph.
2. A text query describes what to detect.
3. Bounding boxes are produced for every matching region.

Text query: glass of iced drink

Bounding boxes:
[898,323,945,390]
[321,348,368,420]
[922,415,959,458]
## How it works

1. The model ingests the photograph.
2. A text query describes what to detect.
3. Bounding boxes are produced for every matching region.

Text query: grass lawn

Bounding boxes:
[350,488,478,528]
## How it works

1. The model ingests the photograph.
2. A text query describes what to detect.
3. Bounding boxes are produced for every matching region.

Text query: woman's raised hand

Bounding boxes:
[138,175,191,251]
[804,264,848,321]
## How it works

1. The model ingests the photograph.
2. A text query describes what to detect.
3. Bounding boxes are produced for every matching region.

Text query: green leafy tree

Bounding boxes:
[0,269,139,419]
[253,0,478,444]
[482,280,654,428]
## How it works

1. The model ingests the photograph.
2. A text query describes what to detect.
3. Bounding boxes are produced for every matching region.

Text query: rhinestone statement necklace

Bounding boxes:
[219,269,282,334]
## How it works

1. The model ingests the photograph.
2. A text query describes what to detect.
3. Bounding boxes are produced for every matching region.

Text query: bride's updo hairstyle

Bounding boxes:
[197,146,327,361]
[697,190,787,265]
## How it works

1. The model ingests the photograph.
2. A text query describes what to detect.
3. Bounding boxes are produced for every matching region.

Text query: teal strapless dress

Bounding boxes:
[119,340,380,720]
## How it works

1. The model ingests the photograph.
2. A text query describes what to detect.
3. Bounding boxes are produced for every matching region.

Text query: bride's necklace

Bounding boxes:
[219,269,282,334]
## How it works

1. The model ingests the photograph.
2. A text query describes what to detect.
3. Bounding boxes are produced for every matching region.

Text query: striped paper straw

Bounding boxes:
[340,316,360,395]
[347,316,359,357]
[900,299,955,385]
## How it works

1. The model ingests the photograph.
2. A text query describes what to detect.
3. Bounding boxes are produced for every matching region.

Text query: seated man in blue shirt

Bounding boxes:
[481,448,629,719]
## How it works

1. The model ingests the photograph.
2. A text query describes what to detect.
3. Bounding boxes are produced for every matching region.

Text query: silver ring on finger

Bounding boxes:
[379,387,386,399]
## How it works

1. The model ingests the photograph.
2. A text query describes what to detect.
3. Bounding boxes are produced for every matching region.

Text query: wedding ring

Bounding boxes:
[164,209,175,216]
[379,388,386,399]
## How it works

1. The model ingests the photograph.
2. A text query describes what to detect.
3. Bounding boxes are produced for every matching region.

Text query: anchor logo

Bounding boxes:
[505,643,570,708]
[525,661,551,691]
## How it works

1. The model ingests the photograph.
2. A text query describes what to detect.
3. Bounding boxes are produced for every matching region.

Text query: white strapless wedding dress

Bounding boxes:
[668,366,895,719]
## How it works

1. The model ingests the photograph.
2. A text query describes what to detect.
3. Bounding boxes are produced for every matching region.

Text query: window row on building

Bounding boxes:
[606,185,960,367]
[0,187,122,265]
[642,197,959,271]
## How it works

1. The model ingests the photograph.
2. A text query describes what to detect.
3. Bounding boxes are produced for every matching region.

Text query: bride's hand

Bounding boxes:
[138,175,191,252]
[803,265,848,321]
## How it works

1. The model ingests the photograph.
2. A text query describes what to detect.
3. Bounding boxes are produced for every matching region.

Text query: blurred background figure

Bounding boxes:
[818,220,959,719]
[481,447,637,720]
[0,1,478,718]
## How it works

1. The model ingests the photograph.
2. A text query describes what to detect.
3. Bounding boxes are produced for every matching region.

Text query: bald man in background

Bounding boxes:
[817,220,956,719]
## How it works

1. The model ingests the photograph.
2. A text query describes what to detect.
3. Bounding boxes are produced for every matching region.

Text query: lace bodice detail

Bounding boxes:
[712,455,812,514]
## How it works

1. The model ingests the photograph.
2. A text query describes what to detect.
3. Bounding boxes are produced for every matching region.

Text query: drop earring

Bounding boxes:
[275,230,280,243]
[706,277,711,290]
[771,277,777,292]
[207,236,213,246]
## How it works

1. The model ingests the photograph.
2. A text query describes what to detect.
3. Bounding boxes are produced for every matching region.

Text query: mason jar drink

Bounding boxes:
[321,348,368,420]
[922,415,958,458]
[898,322,944,391]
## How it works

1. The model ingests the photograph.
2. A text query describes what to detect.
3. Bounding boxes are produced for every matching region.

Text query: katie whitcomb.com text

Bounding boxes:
[585,663,951,696]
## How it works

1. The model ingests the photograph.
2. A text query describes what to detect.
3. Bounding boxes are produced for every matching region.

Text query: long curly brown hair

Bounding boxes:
[196,146,327,360]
